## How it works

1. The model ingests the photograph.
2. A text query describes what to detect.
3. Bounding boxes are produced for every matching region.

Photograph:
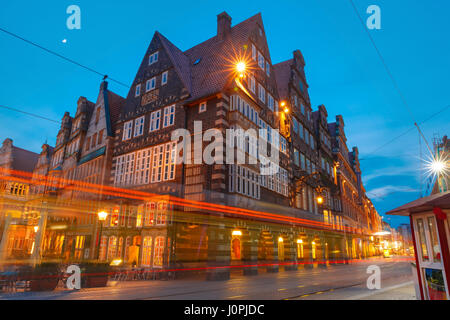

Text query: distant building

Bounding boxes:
[0,138,39,260]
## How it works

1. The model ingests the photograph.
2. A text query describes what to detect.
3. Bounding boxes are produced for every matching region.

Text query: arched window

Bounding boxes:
[297,239,304,259]
[231,238,241,260]
[278,237,285,261]
[124,236,131,261]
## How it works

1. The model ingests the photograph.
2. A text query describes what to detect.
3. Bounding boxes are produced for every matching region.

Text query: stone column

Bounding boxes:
[242,230,258,276]
[266,234,278,273]
[285,234,298,271]
[206,221,230,281]
[319,236,328,268]
[304,236,315,269]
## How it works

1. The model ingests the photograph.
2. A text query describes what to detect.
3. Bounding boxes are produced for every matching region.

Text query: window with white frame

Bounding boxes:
[249,75,256,93]
[153,236,165,268]
[258,51,265,70]
[150,110,161,132]
[199,101,207,113]
[146,77,156,92]
[151,144,164,182]
[135,84,141,97]
[280,136,287,154]
[267,94,274,111]
[161,71,168,85]
[163,142,176,181]
[149,51,159,65]
[114,142,176,187]
[134,147,152,185]
[229,165,260,199]
[252,44,256,61]
[156,202,168,225]
[258,84,266,103]
[123,120,133,141]
[134,116,145,137]
[141,236,152,266]
[163,105,175,127]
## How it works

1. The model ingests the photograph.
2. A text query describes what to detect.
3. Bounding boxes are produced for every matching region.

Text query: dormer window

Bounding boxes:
[149,51,159,65]
[199,102,207,113]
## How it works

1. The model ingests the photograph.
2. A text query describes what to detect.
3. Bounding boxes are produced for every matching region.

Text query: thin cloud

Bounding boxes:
[366,185,419,200]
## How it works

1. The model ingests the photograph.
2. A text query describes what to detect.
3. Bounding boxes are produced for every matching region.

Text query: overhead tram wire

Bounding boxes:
[360,104,450,161]
[0,104,59,124]
[0,26,130,89]
[348,0,434,156]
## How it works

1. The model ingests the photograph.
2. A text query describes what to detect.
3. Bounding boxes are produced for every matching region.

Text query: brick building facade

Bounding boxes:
[1,12,384,278]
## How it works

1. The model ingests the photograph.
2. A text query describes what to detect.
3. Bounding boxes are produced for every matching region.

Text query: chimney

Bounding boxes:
[217,12,231,40]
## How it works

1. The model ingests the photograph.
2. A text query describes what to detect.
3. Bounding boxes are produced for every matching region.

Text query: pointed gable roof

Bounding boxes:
[155,31,192,93]
[184,12,275,101]
[273,59,293,99]
[98,81,125,136]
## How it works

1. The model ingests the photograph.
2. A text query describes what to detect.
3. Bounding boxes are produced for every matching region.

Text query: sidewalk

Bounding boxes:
[353,281,417,300]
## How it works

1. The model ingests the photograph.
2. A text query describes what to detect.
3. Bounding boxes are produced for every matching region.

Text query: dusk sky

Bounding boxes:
[1,0,449,227]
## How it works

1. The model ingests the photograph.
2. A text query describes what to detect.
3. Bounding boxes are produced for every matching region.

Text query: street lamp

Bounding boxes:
[236,61,246,78]
[96,210,108,260]
[281,101,289,114]
[316,196,324,205]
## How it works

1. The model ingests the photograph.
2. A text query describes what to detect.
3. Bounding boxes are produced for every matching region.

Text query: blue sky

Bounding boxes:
[1,0,449,227]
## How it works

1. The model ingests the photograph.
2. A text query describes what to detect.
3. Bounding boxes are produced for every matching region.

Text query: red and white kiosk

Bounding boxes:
[387,191,450,300]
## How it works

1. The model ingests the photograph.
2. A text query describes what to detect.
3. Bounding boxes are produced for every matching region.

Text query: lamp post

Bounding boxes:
[96,210,108,260]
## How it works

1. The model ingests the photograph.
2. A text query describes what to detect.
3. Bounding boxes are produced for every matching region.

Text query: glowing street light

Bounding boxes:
[316,196,324,205]
[96,210,108,260]
[280,101,289,113]
[232,230,242,236]
[236,61,246,77]
[97,210,108,221]
[431,159,445,174]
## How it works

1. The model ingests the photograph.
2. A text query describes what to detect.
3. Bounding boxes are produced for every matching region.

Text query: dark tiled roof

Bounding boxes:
[387,191,450,216]
[183,13,265,101]
[11,146,39,172]
[107,89,126,130]
[273,59,292,99]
